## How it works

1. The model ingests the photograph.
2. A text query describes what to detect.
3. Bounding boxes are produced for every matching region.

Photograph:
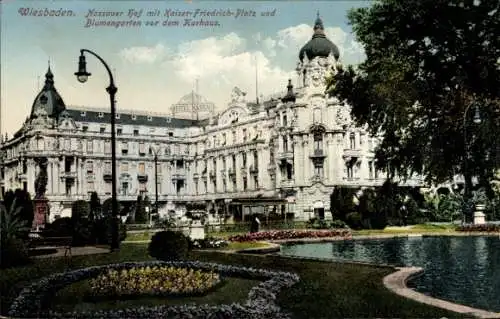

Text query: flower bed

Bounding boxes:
[190,237,229,249]
[456,224,500,232]
[8,261,300,319]
[228,229,353,242]
[89,266,221,299]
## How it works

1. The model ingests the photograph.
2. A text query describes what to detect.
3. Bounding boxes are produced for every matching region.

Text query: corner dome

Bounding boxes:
[30,65,66,119]
[299,12,340,62]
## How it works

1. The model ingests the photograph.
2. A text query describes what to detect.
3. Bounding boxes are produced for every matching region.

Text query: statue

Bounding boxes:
[230,87,247,103]
[34,158,49,199]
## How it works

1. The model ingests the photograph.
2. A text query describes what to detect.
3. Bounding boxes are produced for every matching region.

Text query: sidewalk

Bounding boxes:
[31,246,110,259]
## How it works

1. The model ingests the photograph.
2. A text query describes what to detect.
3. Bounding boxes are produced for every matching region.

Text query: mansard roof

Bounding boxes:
[66,107,203,128]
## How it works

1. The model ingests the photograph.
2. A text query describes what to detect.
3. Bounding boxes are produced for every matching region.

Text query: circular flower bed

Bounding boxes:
[8,261,300,318]
[89,266,221,299]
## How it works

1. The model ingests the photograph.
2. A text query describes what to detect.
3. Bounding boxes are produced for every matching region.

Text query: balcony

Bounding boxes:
[277,151,294,160]
[228,168,236,176]
[103,171,112,181]
[172,173,186,180]
[62,171,77,179]
[209,170,215,178]
[137,172,148,182]
[280,180,294,188]
[343,148,362,158]
[310,149,326,159]
[249,165,258,174]
[193,172,200,179]
[17,173,27,180]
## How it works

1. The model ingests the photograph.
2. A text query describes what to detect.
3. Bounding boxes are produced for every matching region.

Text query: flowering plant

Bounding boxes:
[8,261,300,319]
[190,237,229,249]
[229,229,352,242]
[89,266,221,298]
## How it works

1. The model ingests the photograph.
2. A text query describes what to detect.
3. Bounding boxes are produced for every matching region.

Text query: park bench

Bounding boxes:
[28,236,73,257]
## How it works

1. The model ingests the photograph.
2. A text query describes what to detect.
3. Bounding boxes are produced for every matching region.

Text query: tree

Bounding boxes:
[2,189,34,238]
[327,0,500,221]
[134,195,148,223]
[330,187,358,221]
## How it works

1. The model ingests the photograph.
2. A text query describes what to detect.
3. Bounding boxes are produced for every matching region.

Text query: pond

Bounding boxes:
[279,236,500,312]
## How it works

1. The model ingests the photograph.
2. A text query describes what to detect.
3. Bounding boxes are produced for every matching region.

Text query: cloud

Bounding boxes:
[119,43,169,64]
[118,22,364,111]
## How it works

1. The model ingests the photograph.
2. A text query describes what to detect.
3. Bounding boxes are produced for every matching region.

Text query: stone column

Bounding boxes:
[302,136,310,182]
[327,133,336,183]
[48,159,54,195]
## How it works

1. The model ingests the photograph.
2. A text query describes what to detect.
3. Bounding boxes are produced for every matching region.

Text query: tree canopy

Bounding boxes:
[327,0,500,194]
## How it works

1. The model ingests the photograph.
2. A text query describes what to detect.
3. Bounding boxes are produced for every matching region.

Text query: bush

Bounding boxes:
[189,237,229,249]
[148,231,189,261]
[330,219,348,229]
[93,216,127,245]
[345,212,363,230]
[0,238,31,269]
[41,217,72,237]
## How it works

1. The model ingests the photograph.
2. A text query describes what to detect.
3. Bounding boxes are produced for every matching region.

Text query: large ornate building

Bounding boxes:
[0,15,421,222]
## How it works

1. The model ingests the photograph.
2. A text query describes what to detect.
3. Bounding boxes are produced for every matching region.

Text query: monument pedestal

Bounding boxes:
[33,198,49,231]
[189,220,205,240]
[473,204,486,225]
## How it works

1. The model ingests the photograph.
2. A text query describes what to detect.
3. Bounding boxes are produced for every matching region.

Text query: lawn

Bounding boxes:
[353,223,457,236]
[0,243,461,318]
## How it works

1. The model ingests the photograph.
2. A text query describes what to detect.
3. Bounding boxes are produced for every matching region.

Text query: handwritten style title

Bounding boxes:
[17,7,278,29]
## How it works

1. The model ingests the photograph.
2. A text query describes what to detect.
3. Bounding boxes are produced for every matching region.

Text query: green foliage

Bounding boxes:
[89,192,101,221]
[134,195,150,223]
[71,200,91,246]
[345,212,363,230]
[148,230,189,261]
[93,216,127,245]
[2,189,34,238]
[327,0,500,189]
[330,187,358,221]
[42,217,72,237]
[0,238,30,269]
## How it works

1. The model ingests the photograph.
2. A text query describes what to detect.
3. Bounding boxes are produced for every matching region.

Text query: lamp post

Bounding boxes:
[151,146,159,226]
[462,99,482,224]
[75,49,120,251]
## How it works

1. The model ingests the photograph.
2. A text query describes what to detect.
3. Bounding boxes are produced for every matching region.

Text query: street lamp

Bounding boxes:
[75,49,119,251]
[462,99,482,224]
[150,146,160,226]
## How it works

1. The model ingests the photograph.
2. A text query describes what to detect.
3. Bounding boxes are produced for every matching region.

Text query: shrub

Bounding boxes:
[345,212,363,230]
[93,216,127,245]
[0,238,31,269]
[148,231,189,261]
[228,229,352,242]
[41,217,72,237]
[456,224,500,232]
[330,187,359,221]
[330,219,348,229]
[88,266,221,299]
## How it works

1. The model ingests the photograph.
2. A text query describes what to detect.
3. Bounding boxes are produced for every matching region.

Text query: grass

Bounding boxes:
[225,241,271,250]
[0,243,462,318]
[353,223,457,235]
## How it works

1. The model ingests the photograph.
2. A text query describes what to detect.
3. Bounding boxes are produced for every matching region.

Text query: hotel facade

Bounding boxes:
[0,15,421,222]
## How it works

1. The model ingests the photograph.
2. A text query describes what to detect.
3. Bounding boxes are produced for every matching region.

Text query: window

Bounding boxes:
[121,182,128,195]
[87,141,93,153]
[104,161,112,173]
[232,155,236,168]
[368,161,374,179]
[165,146,171,155]
[138,162,145,174]
[243,177,248,191]
[253,151,258,168]
[149,128,155,134]
[222,133,227,145]
[139,143,145,154]
[232,178,237,191]
[132,115,137,120]
[166,117,172,123]
[87,181,94,192]
[86,161,94,174]
[121,142,128,155]
[283,114,287,126]
[242,128,247,142]
[133,129,139,136]
[242,153,247,167]
[314,133,323,151]
[98,112,104,118]
[104,141,111,154]
[155,162,162,173]
[283,136,288,152]
[116,114,120,119]
[254,175,259,189]
[232,131,236,143]
[347,164,354,179]
[100,127,105,133]
[222,179,227,192]
[121,162,129,172]
[168,132,174,137]
[81,111,86,117]
[350,133,356,149]
[117,128,122,135]
[82,125,88,132]
[222,157,227,170]
[147,116,153,121]
[314,163,324,178]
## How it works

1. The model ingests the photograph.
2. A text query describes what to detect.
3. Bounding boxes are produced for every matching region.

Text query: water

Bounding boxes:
[279,236,500,312]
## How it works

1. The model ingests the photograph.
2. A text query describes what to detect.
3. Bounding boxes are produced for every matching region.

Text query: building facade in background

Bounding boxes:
[0,15,421,222]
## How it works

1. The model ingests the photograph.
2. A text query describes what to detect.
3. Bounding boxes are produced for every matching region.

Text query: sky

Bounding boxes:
[1,0,372,136]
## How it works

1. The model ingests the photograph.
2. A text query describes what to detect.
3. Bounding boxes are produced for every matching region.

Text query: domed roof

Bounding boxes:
[30,65,66,119]
[299,13,340,61]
